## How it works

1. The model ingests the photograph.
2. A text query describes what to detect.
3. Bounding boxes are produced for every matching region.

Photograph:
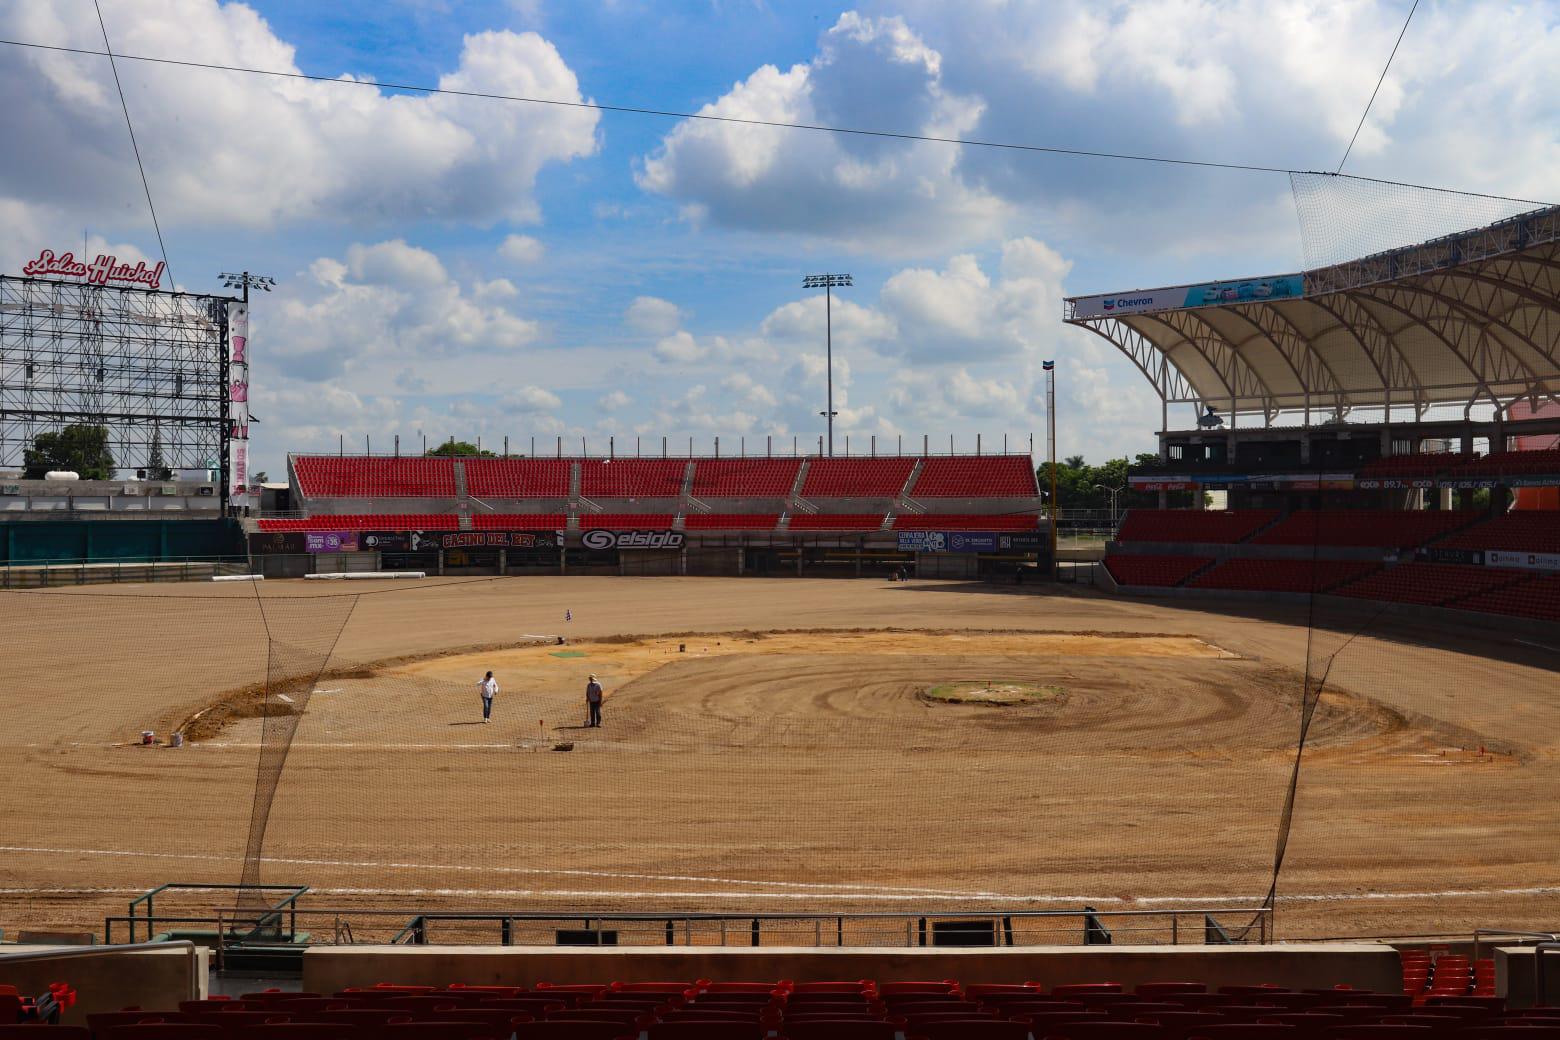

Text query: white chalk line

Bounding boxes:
[0,845,981,898]
[2,846,1557,906]
[1514,638,1560,655]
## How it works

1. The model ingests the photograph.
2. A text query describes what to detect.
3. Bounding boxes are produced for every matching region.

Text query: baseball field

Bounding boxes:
[0,575,1555,944]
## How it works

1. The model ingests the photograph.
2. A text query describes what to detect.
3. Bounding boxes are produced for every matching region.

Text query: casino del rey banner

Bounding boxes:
[226,302,251,507]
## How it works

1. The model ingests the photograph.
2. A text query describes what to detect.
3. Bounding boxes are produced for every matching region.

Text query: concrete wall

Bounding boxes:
[0,945,208,1021]
[1494,946,1560,1008]
[305,943,1399,993]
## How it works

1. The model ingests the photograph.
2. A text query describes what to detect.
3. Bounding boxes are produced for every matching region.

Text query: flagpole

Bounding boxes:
[1046,360,1058,577]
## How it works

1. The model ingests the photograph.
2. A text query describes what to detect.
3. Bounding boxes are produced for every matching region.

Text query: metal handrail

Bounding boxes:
[122,883,308,945]
[1472,928,1557,962]
[0,941,201,1001]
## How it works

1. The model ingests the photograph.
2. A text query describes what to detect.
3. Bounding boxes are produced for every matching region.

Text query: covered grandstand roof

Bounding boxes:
[1063,205,1560,423]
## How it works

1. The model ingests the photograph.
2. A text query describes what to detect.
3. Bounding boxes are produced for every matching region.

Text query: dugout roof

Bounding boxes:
[1063,205,1560,423]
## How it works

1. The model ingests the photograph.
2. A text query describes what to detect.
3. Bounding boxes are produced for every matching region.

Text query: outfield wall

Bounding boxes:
[0,518,244,565]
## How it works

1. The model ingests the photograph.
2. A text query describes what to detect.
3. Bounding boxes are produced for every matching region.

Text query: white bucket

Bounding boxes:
[170,732,184,748]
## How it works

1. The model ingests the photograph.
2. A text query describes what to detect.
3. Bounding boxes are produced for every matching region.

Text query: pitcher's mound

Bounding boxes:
[920,680,1067,706]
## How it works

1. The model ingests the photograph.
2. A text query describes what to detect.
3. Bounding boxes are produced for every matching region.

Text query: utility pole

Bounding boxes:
[803,273,852,456]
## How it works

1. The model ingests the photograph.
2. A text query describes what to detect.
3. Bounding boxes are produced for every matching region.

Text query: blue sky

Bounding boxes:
[1,0,1557,476]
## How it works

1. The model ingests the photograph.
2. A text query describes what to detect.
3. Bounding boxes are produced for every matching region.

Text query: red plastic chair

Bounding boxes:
[1179,1027,1301,1040]
[539,1010,645,1027]
[241,995,322,1005]
[306,1010,413,1028]
[440,989,525,1000]
[185,1013,294,1030]
[1138,985,1210,999]
[179,1004,251,1016]
[1046,1023,1169,1040]
[1168,997,1243,1011]
[514,1026,628,1040]
[788,983,874,995]
[1055,986,1127,998]
[907,1021,1029,1040]
[0,1029,91,1040]
[879,982,960,996]
[234,1025,364,1040]
[89,1014,184,1037]
[383,1022,500,1040]
[1451,1031,1560,1040]
[643,1025,767,1040]
[104,1026,228,1040]
[1323,1027,1437,1040]
[783,1022,897,1040]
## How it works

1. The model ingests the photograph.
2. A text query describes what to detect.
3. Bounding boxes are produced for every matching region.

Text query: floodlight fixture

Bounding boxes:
[802,272,853,456]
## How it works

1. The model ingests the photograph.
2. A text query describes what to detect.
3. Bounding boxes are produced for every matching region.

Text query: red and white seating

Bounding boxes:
[1105,555,1213,587]
[1252,510,1476,549]
[463,459,570,499]
[788,514,887,531]
[893,513,1040,531]
[578,514,676,530]
[1190,559,1379,594]
[1438,511,1560,554]
[257,515,459,532]
[467,514,565,531]
[683,514,779,531]
[578,460,686,498]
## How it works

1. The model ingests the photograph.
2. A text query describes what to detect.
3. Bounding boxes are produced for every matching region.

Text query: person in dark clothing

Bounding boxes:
[585,673,604,727]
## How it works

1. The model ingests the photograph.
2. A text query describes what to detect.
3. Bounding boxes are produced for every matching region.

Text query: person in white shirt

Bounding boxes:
[477,671,499,723]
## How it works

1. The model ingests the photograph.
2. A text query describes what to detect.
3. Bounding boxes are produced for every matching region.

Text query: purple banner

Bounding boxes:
[305,532,358,553]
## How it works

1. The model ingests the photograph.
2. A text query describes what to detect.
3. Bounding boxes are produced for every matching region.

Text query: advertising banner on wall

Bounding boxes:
[1487,549,1560,572]
[305,532,358,553]
[581,529,684,551]
[897,531,1034,553]
[1069,273,1304,320]
[357,531,561,551]
[226,301,251,508]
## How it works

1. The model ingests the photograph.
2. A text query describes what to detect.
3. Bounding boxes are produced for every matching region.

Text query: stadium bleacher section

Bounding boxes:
[579,513,676,530]
[463,459,571,499]
[1104,554,1213,588]
[683,513,780,531]
[1455,571,1560,621]
[910,455,1038,497]
[292,457,457,498]
[1251,510,1477,549]
[892,513,1041,531]
[58,962,1530,1040]
[578,459,687,498]
[258,515,460,532]
[1114,510,1278,545]
[800,458,916,498]
[468,514,565,531]
[1331,562,1531,607]
[787,513,888,531]
[1189,559,1380,594]
[688,459,801,498]
[1438,511,1560,553]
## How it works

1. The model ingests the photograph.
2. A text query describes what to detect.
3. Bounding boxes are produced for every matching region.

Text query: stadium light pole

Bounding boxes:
[803,273,852,456]
[1094,482,1126,529]
[220,271,276,307]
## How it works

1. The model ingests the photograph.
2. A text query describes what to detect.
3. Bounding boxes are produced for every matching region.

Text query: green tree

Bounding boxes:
[23,424,115,479]
[426,438,496,458]
[146,425,173,481]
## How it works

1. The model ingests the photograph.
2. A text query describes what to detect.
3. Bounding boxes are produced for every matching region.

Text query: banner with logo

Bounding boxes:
[1487,550,1560,572]
[305,532,357,553]
[897,531,1028,553]
[356,531,561,551]
[1417,547,1484,566]
[1070,273,1304,320]
[226,301,251,507]
[581,529,685,551]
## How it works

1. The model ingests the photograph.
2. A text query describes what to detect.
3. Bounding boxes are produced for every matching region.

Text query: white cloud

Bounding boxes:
[503,385,563,413]
[266,239,539,382]
[652,330,706,364]
[637,12,1007,252]
[0,2,598,229]
[625,295,684,335]
[498,234,546,264]
[598,389,631,411]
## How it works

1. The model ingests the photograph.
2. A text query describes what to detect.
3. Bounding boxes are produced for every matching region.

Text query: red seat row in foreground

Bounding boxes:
[23,976,1554,1040]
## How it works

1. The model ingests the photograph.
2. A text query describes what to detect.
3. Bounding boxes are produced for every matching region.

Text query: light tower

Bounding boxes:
[802,273,852,456]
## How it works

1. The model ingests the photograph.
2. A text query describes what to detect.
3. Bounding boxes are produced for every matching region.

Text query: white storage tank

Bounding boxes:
[45,470,81,481]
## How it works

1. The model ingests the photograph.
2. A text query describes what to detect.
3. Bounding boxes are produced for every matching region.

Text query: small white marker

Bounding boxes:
[276,694,294,704]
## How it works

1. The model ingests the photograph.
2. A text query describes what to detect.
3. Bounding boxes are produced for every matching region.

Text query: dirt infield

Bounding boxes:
[0,576,1555,943]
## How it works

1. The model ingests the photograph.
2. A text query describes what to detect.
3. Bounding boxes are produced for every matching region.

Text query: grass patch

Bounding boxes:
[549,650,588,658]
[921,680,1067,706]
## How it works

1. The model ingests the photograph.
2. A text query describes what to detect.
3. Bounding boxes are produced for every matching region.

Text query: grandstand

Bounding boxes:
[254,452,1048,578]
[1071,205,1559,626]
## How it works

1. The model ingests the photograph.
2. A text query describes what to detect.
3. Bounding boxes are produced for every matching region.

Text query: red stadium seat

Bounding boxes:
[292,457,457,499]
[910,456,1038,497]
[1190,559,1379,594]
[578,460,685,498]
[463,459,571,499]
[578,513,675,530]
[1105,554,1213,587]
[787,513,887,531]
[1252,511,1478,549]
[892,513,1040,531]
[468,514,565,530]
[801,458,917,498]
[689,459,802,498]
[1115,510,1278,545]
[682,514,779,531]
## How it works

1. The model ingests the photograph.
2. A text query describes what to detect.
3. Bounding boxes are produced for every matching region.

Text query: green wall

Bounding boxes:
[0,519,245,564]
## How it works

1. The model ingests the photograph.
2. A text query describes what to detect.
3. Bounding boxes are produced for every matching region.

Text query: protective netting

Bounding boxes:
[0,551,1555,944]
[1290,172,1551,270]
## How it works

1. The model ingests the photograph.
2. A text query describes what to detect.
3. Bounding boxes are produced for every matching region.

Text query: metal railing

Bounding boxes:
[1472,928,1557,962]
[116,883,309,945]
[384,906,1271,948]
[1,555,252,588]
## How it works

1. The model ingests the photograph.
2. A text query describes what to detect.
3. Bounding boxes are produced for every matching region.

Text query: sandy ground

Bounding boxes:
[0,575,1556,945]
